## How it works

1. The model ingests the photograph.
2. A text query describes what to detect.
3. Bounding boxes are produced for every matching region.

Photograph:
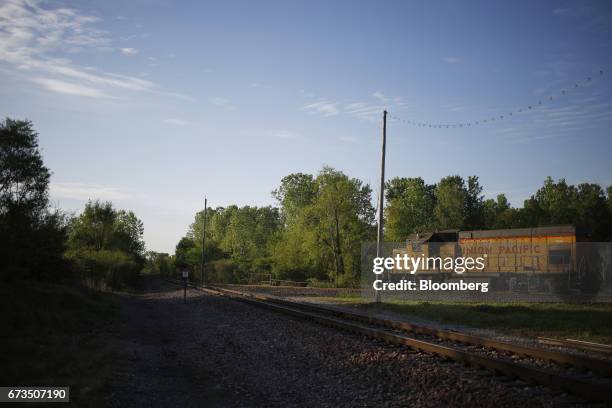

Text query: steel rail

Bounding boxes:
[538,337,612,356]
[164,280,612,403]
[209,285,612,376]
[199,284,612,403]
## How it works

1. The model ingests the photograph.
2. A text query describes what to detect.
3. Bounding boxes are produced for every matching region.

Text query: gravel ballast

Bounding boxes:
[108,279,597,407]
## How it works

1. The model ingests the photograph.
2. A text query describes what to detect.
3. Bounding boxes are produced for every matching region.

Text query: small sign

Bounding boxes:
[182,270,188,279]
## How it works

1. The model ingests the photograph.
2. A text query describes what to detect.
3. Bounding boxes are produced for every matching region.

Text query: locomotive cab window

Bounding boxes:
[548,249,571,265]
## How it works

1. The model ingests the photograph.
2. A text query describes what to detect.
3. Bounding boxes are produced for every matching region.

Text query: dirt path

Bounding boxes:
[105,278,588,407]
[107,279,244,407]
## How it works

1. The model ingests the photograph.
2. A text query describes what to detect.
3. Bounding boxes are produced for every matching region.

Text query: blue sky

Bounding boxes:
[1,0,612,253]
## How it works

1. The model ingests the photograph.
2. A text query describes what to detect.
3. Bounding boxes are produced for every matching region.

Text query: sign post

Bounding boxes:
[182,270,188,304]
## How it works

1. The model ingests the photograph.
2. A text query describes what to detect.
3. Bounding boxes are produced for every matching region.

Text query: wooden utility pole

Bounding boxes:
[201,197,207,287]
[376,110,387,303]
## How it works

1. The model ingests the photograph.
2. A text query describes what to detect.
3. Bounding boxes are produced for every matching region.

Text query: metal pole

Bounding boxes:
[201,197,207,287]
[376,110,387,303]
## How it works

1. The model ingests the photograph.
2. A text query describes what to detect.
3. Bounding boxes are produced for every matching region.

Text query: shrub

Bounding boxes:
[65,249,140,290]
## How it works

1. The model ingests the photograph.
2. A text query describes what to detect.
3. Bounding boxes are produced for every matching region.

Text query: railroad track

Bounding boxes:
[537,337,612,357]
[167,279,612,404]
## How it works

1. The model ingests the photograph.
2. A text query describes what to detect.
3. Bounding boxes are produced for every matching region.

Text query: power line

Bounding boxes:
[387,69,606,129]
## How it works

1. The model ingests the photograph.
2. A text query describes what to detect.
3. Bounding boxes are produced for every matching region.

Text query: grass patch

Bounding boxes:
[317,297,612,344]
[0,280,119,407]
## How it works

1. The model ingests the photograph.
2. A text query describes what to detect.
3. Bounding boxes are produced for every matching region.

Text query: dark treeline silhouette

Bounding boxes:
[1,118,146,288]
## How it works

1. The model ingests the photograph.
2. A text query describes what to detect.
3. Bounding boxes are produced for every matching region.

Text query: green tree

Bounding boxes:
[532,177,577,225]
[384,177,436,240]
[483,194,514,229]
[175,236,196,270]
[143,251,174,276]
[434,175,466,230]
[68,201,144,259]
[464,176,485,229]
[67,200,145,288]
[273,167,375,286]
[574,183,609,240]
[272,173,317,222]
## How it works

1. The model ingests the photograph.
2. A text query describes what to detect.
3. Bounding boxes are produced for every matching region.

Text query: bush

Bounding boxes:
[206,259,239,284]
[306,278,334,288]
[65,249,140,290]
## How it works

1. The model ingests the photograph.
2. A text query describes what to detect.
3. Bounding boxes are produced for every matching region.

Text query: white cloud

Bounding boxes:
[162,118,195,126]
[31,77,106,97]
[120,47,138,55]
[50,182,131,201]
[302,100,339,116]
[300,92,411,122]
[443,57,461,64]
[0,0,189,100]
[209,96,234,109]
[372,91,390,103]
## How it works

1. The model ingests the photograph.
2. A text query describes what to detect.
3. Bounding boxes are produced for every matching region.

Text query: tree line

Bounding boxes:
[1,118,146,288]
[175,170,612,287]
[4,117,612,288]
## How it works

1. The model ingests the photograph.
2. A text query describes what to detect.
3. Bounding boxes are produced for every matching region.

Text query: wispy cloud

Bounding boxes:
[493,88,612,143]
[552,4,612,32]
[443,57,461,64]
[50,182,132,201]
[120,47,138,55]
[31,77,108,98]
[301,91,411,122]
[302,100,339,116]
[209,96,234,110]
[372,91,390,103]
[0,0,189,100]
[553,5,593,17]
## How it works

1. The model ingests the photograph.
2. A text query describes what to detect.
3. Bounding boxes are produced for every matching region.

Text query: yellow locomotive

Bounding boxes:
[393,226,606,293]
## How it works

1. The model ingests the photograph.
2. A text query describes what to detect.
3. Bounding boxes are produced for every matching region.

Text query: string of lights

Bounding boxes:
[387,69,606,129]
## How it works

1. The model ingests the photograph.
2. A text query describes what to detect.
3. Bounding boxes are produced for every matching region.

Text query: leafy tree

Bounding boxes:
[0,118,68,280]
[531,177,577,225]
[463,176,485,229]
[183,205,281,281]
[175,236,196,270]
[272,167,375,286]
[384,177,436,240]
[68,201,144,259]
[483,194,515,229]
[574,183,609,240]
[272,173,317,222]
[143,251,174,276]
[433,175,466,230]
[67,200,145,288]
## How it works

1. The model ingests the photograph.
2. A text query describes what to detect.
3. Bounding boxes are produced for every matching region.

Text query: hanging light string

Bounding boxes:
[387,69,606,129]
